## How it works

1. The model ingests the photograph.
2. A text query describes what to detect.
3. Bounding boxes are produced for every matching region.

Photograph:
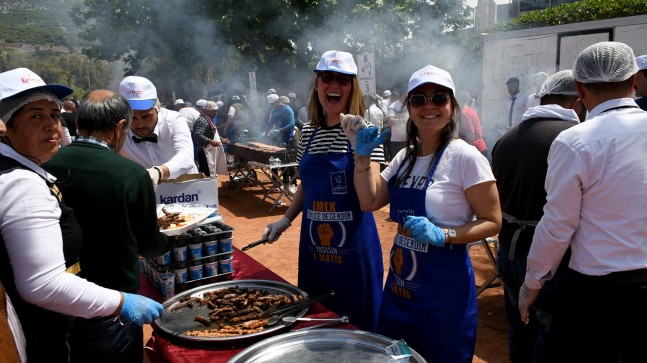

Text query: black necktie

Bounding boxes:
[508,96,517,128]
[132,135,158,143]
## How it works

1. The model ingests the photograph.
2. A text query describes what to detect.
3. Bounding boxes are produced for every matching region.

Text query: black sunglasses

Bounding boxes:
[408,93,451,109]
[318,73,354,86]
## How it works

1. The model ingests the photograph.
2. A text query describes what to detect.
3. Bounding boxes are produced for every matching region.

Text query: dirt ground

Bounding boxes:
[144,172,510,363]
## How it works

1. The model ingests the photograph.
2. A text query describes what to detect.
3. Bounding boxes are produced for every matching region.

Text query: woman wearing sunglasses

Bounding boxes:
[261,50,385,332]
[344,65,501,362]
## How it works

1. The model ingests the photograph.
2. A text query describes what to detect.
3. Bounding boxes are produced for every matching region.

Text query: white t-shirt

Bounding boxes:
[381,139,494,227]
[179,106,201,130]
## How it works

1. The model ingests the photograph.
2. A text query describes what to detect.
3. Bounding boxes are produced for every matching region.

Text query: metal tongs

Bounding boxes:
[263,290,335,326]
[242,237,269,251]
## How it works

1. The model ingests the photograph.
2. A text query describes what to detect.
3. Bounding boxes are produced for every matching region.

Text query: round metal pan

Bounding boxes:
[153,279,309,343]
[227,328,427,362]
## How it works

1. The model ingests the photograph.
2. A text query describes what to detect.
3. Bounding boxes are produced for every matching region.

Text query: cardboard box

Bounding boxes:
[155,173,218,209]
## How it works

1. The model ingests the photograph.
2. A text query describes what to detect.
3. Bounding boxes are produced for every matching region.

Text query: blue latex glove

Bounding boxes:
[268,129,279,137]
[120,293,165,325]
[403,216,446,247]
[355,127,390,156]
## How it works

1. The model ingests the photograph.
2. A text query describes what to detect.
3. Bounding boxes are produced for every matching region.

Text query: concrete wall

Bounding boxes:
[479,14,647,151]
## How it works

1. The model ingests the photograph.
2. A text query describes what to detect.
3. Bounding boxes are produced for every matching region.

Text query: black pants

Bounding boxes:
[197,147,209,177]
[544,269,647,363]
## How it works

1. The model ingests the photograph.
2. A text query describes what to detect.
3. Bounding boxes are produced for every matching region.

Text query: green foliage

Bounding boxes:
[493,0,647,32]
[0,49,111,100]
[71,0,475,100]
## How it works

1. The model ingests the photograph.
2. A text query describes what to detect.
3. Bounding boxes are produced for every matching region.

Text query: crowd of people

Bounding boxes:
[1,41,646,363]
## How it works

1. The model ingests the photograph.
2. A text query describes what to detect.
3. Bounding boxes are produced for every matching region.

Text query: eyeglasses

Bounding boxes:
[408,93,451,109]
[318,73,353,86]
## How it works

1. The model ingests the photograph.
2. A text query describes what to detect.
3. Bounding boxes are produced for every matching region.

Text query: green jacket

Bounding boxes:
[44,141,173,292]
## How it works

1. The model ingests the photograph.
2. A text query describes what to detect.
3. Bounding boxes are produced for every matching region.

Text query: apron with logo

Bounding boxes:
[298,129,383,332]
[377,145,477,362]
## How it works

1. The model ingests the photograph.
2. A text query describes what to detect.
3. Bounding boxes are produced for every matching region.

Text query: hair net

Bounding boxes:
[537,70,578,97]
[573,42,638,83]
[0,90,61,124]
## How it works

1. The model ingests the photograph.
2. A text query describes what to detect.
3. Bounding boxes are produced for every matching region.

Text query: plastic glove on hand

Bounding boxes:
[147,167,161,186]
[403,216,446,247]
[261,216,291,242]
[120,293,165,325]
[355,127,390,157]
[518,283,541,324]
[340,114,367,149]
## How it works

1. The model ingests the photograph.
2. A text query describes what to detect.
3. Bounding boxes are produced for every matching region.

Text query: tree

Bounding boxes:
[72,0,475,100]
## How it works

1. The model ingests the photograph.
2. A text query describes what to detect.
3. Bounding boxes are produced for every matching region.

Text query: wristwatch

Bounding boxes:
[444,228,457,243]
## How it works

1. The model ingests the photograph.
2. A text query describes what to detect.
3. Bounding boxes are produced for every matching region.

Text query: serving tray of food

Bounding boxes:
[154,280,310,342]
[157,203,217,236]
[227,328,427,362]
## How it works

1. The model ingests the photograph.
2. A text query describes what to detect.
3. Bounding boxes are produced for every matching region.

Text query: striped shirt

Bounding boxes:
[296,122,385,163]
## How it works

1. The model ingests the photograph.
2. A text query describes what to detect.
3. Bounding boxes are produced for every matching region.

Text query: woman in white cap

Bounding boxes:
[261,50,385,332]
[0,68,164,362]
[344,65,501,361]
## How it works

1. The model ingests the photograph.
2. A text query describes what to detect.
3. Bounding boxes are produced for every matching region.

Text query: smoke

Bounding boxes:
[78,1,480,123]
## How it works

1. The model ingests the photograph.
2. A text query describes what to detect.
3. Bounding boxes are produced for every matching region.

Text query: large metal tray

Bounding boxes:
[153,280,308,343]
[227,328,427,362]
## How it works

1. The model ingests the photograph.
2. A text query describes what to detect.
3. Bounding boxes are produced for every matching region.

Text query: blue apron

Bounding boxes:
[377,144,477,362]
[298,129,384,332]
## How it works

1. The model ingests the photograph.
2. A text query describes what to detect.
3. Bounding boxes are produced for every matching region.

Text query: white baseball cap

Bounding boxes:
[216,101,224,108]
[288,92,297,98]
[407,65,455,94]
[0,68,73,100]
[267,94,279,104]
[314,50,357,75]
[174,98,184,105]
[636,55,647,71]
[382,90,392,97]
[267,88,277,95]
[118,76,157,110]
[196,99,207,107]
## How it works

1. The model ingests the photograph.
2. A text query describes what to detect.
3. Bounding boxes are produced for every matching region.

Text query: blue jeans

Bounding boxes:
[69,316,143,363]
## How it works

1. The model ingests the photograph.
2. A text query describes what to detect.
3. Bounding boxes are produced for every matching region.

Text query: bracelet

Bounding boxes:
[153,166,163,183]
[354,164,371,173]
[354,153,369,162]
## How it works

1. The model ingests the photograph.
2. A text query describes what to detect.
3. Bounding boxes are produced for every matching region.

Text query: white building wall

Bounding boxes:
[479,15,647,152]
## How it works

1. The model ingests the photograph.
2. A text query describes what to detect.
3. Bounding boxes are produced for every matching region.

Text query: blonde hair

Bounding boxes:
[307,76,366,128]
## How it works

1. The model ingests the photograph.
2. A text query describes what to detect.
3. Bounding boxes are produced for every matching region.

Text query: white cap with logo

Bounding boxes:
[0,68,73,100]
[407,65,455,94]
[314,50,357,76]
[118,76,157,110]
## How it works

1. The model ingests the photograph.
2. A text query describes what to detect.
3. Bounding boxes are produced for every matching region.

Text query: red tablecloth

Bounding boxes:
[141,247,353,363]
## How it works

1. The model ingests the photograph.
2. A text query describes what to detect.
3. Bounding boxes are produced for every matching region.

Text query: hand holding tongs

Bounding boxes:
[242,237,269,251]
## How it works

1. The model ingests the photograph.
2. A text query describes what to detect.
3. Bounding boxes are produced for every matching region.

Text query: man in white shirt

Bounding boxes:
[385,88,408,162]
[519,42,647,362]
[118,76,197,186]
[505,77,529,129]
